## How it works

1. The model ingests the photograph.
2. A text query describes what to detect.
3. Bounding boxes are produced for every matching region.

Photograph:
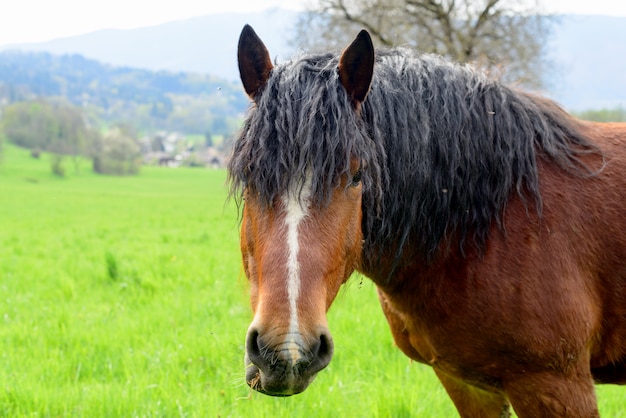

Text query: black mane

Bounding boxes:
[228,48,599,272]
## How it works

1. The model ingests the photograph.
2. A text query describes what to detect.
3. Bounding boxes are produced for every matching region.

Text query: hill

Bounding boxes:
[0,51,249,135]
[0,8,298,84]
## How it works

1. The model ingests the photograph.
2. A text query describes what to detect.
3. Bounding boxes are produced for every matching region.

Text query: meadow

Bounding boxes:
[0,144,623,417]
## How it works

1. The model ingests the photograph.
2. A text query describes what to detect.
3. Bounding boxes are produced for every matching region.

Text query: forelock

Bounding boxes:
[228,52,383,208]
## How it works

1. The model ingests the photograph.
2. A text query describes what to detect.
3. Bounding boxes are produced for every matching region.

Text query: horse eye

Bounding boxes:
[351,170,362,186]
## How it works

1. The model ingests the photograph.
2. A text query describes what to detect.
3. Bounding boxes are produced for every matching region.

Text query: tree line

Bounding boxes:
[0,99,141,176]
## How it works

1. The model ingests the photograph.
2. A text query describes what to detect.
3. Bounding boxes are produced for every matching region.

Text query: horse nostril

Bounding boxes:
[318,332,333,360]
[246,329,267,372]
[309,332,334,374]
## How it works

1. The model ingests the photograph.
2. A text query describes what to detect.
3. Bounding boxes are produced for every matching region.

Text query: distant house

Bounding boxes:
[141,131,228,168]
[198,147,225,169]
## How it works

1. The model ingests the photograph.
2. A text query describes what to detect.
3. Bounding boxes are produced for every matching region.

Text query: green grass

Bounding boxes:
[0,144,623,417]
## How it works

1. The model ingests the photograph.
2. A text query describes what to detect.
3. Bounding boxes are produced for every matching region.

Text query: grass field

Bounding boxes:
[0,143,623,417]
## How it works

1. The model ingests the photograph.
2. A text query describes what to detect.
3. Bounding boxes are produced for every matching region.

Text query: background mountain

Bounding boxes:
[0,9,624,122]
[0,9,299,84]
[0,51,248,136]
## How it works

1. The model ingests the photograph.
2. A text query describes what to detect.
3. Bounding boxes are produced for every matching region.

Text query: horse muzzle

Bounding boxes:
[244,327,334,396]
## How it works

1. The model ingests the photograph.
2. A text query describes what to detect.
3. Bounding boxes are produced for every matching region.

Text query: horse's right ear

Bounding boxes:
[238,25,273,99]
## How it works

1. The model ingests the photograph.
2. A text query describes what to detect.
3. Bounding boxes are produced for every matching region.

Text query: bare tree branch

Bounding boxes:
[292,0,554,88]
[335,0,395,45]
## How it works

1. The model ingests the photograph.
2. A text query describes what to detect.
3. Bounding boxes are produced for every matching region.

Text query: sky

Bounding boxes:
[1,0,626,46]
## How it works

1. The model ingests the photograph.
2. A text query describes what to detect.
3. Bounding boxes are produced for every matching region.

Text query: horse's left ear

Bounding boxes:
[338,30,375,105]
[238,24,273,99]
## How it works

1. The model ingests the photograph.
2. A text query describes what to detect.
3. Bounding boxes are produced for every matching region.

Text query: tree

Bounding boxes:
[294,0,552,88]
[92,126,141,175]
[0,99,99,174]
[204,130,214,148]
[574,106,626,123]
[1,99,96,154]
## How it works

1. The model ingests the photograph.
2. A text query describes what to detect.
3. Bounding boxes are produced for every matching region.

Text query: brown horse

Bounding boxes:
[229,24,626,417]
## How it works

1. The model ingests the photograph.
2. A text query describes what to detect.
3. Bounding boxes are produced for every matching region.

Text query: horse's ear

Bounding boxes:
[238,24,273,99]
[338,30,375,105]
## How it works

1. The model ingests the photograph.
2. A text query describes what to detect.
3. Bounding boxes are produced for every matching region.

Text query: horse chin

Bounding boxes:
[245,361,315,397]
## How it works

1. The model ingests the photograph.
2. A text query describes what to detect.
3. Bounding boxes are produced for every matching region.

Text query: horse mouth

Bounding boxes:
[245,363,309,397]
[246,366,270,395]
[247,373,293,397]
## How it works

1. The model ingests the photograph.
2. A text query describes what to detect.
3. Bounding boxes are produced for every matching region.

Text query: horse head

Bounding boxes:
[235,25,374,396]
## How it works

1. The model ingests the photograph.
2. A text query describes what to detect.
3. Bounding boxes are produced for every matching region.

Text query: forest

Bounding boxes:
[0,50,248,136]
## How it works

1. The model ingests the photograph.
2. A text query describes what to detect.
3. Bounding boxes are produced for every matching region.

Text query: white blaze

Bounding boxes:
[281,175,312,362]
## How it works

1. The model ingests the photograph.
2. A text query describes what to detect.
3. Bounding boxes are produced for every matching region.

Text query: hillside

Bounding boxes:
[0,51,249,135]
[0,8,298,84]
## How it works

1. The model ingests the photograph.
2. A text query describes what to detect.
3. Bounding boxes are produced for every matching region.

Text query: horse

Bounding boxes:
[229,24,626,417]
